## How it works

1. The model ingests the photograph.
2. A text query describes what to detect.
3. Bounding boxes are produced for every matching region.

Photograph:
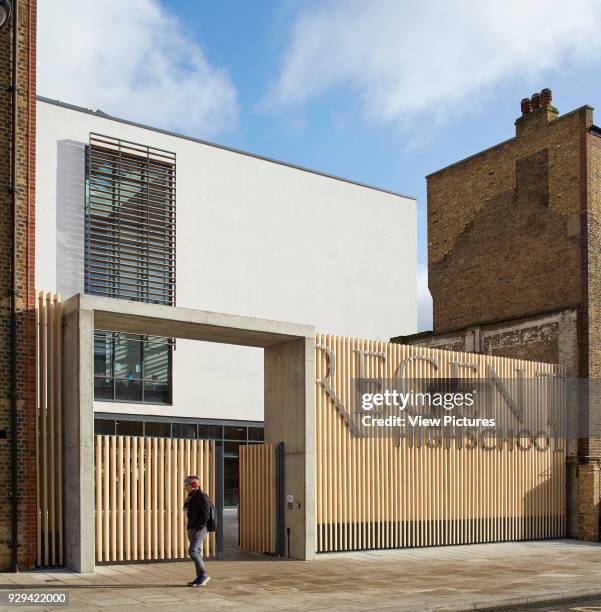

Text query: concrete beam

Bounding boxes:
[62,294,314,347]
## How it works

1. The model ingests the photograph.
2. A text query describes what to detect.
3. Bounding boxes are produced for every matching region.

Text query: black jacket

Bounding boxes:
[184,489,211,531]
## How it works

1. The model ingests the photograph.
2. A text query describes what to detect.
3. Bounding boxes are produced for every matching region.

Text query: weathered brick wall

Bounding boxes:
[0,0,37,570]
[428,105,588,336]
[583,132,601,460]
[399,309,578,376]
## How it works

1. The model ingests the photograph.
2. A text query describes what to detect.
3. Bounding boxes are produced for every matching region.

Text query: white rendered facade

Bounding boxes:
[36,97,417,423]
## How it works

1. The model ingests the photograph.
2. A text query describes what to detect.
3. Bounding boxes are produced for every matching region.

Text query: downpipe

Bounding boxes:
[9,0,20,573]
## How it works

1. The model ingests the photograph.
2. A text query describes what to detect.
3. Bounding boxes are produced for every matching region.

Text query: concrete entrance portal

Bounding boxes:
[61,293,315,572]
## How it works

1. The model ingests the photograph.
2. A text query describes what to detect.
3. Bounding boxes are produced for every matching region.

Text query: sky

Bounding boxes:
[37,0,601,331]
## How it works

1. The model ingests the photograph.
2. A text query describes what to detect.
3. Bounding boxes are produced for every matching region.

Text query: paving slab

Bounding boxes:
[1,540,601,610]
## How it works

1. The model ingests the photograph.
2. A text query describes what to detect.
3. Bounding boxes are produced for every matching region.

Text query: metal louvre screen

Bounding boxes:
[86,133,176,305]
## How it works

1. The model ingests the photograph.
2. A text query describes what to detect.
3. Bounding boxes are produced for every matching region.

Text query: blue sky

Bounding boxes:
[38,0,601,329]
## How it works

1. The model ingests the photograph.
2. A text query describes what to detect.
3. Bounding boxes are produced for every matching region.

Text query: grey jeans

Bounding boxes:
[187,527,208,578]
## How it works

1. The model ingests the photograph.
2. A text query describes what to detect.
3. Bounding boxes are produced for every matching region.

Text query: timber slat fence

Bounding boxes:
[37,291,63,567]
[239,443,276,553]
[34,287,569,565]
[95,436,216,562]
[315,333,566,553]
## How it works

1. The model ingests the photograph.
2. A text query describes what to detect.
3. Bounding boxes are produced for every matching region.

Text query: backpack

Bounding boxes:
[206,500,217,533]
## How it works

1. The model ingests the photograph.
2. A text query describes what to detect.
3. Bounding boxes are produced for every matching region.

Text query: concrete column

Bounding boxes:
[62,305,95,572]
[264,337,315,560]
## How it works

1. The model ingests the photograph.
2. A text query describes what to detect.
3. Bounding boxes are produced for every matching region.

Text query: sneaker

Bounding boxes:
[190,575,210,587]
[187,578,198,586]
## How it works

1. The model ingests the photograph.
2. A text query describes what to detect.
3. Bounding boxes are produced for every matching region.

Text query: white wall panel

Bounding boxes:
[36,99,417,422]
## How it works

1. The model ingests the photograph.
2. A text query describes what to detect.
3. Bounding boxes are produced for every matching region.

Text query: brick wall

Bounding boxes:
[582,131,601,460]
[576,463,600,540]
[397,309,578,376]
[427,104,588,336]
[399,91,601,539]
[0,0,37,570]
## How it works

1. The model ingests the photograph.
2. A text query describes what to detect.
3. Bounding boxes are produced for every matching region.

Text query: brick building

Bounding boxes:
[396,89,601,540]
[0,0,37,571]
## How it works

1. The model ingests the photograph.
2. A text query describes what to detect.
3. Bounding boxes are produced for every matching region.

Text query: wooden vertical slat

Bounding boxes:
[165,438,172,558]
[118,436,124,561]
[110,436,117,561]
[124,437,131,561]
[159,438,165,559]
[145,437,152,558]
[152,437,158,559]
[131,436,138,561]
[46,294,55,564]
[40,292,49,566]
[54,294,63,565]
[138,436,145,560]
[103,435,110,560]
[178,439,185,556]
[171,438,178,558]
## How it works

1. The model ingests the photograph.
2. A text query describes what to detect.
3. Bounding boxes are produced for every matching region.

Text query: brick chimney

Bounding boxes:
[515,88,559,136]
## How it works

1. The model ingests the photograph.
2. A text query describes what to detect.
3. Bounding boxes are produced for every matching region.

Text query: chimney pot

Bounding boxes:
[521,98,531,115]
[531,93,541,109]
[541,88,552,107]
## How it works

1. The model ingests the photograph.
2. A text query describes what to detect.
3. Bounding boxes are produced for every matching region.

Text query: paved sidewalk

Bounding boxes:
[1,540,601,611]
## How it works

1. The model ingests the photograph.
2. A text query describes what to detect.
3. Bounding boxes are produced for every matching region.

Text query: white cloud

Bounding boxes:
[417,265,432,332]
[268,0,601,125]
[38,0,238,136]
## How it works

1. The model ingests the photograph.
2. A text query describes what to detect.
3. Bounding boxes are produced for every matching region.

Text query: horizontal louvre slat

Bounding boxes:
[88,256,176,273]
[90,133,176,163]
[88,189,176,212]
[89,178,175,200]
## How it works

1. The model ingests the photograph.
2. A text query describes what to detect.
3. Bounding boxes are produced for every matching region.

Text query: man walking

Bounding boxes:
[184,475,211,587]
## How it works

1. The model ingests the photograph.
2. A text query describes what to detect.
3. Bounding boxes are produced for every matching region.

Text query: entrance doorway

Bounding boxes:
[61,293,316,571]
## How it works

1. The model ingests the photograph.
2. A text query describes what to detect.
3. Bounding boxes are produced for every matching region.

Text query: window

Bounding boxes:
[93,417,263,508]
[115,420,144,436]
[87,133,176,404]
[172,422,197,439]
[94,331,172,404]
[94,419,115,436]
[224,441,242,456]
[248,427,264,442]
[85,133,176,305]
[224,457,239,507]
[199,424,222,439]
[144,421,171,438]
[224,426,246,441]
